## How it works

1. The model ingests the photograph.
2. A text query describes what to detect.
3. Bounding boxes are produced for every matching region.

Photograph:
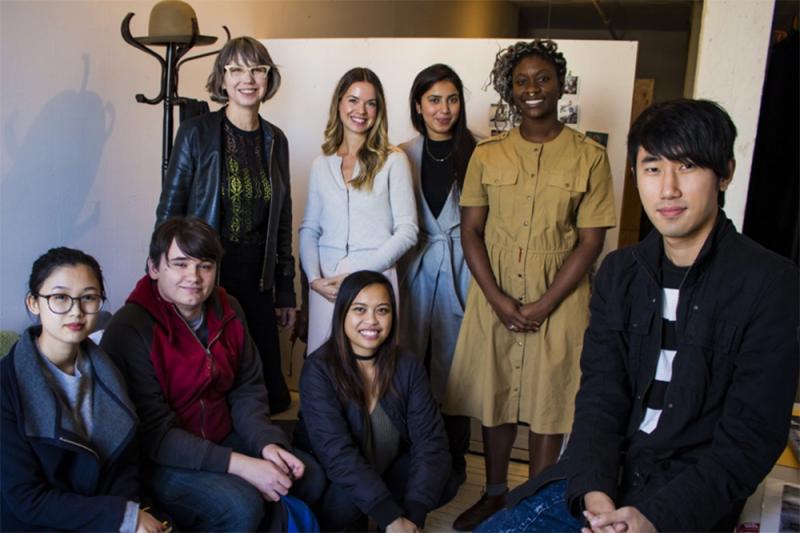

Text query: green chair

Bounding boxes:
[0,330,20,358]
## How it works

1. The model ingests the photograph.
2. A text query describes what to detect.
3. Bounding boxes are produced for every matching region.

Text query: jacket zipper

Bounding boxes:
[199,399,207,439]
[59,437,99,459]
[261,134,275,291]
[175,307,230,440]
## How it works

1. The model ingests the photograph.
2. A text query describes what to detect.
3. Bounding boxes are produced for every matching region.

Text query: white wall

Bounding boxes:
[691,0,774,228]
[0,0,516,332]
[0,0,636,333]
[265,38,637,266]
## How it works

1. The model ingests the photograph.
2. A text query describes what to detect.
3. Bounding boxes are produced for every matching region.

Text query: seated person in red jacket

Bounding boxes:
[476,99,799,532]
[102,217,321,531]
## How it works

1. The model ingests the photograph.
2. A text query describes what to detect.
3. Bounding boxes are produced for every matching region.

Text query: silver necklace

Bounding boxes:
[425,138,453,163]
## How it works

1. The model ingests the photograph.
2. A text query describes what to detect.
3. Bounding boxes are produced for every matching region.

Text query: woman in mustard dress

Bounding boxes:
[444,40,616,530]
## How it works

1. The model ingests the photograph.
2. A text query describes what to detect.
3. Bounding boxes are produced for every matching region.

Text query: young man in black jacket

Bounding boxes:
[476,99,799,533]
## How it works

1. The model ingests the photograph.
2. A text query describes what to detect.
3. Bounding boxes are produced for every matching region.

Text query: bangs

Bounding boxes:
[222,40,271,66]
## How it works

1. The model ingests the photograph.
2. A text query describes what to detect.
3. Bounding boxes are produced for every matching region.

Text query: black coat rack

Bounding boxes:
[121,12,229,182]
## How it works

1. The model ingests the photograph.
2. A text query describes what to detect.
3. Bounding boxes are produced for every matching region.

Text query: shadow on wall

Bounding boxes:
[0,54,114,331]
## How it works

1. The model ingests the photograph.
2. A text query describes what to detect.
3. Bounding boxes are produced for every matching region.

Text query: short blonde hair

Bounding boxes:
[206,36,281,103]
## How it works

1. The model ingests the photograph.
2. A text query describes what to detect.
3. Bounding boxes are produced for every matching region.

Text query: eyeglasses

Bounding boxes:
[35,293,104,315]
[164,257,216,275]
[224,64,271,80]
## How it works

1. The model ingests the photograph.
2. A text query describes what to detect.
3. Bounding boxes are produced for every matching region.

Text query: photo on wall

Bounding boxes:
[564,72,579,95]
[558,100,578,125]
[490,102,516,136]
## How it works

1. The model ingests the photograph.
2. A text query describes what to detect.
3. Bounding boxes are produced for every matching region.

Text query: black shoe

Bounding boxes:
[452,491,507,531]
[269,398,292,415]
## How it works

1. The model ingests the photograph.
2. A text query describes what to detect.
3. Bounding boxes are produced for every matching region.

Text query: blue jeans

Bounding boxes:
[147,438,324,531]
[148,465,275,532]
[475,479,584,533]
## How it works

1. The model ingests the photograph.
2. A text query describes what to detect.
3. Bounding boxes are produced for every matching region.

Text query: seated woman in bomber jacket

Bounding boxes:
[295,271,457,532]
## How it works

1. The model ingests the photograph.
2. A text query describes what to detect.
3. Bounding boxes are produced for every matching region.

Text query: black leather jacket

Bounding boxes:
[156,109,295,307]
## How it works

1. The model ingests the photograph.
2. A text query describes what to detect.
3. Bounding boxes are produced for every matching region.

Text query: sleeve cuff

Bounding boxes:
[202,443,233,473]
[459,196,489,207]
[255,428,292,454]
[404,499,429,528]
[369,496,405,530]
[274,289,296,309]
[119,501,140,533]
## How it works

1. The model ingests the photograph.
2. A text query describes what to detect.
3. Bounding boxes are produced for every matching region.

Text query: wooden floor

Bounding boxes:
[427,454,529,532]
[274,392,531,532]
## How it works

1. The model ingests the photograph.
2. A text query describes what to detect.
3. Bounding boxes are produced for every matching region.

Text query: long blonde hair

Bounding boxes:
[322,68,390,191]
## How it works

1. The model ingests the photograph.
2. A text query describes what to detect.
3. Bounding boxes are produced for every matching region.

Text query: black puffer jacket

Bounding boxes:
[295,348,450,529]
[155,109,295,307]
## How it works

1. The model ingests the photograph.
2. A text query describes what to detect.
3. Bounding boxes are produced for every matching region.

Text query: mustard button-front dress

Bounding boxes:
[442,126,616,434]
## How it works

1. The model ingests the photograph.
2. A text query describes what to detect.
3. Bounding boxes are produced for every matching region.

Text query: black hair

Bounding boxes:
[409,63,476,189]
[322,270,398,410]
[149,216,224,268]
[489,40,567,122]
[28,247,106,297]
[628,99,737,205]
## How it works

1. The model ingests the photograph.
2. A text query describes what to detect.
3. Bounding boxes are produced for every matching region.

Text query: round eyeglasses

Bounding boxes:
[224,64,271,81]
[35,293,105,315]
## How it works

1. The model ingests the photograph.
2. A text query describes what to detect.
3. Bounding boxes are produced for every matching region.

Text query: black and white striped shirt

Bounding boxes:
[638,257,688,434]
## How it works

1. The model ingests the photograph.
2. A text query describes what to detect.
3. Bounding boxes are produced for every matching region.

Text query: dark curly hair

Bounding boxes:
[489,40,567,122]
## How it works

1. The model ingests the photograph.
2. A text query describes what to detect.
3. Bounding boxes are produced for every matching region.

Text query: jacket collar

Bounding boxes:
[215,106,274,141]
[634,209,735,286]
[126,275,235,341]
[404,135,460,234]
[12,327,137,458]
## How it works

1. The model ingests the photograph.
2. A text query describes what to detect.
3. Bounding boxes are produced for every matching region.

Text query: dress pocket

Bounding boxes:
[541,170,589,227]
[481,169,520,229]
[546,170,588,193]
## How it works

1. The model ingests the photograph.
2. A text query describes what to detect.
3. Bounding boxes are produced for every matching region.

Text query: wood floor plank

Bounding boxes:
[427,454,529,532]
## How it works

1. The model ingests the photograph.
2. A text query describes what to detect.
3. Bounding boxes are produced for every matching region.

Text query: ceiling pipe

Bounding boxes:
[590,0,620,40]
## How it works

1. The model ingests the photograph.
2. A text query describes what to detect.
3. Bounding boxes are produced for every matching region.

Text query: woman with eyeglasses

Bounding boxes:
[1,248,164,532]
[156,36,295,414]
[299,68,417,354]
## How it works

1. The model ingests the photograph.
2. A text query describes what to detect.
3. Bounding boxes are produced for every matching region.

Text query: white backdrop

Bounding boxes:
[0,34,635,336]
[264,38,638,259]
[260,38,638,386]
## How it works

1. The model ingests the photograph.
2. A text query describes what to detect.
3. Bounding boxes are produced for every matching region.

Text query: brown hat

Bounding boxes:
[135,0,217,45]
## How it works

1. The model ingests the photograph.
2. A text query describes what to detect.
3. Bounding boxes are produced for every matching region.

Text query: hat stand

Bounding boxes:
[121,12,229,182]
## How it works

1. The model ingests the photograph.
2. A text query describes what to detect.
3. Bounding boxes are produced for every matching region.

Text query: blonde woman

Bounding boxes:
[299,67,418,354]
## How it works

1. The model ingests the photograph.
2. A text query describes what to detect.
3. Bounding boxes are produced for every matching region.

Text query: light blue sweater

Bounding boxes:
[299,149,418,280]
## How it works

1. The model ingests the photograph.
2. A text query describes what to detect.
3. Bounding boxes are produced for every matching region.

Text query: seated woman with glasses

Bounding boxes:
[1,248,163,532]
[294,271,456,532]
[156,36,295,414]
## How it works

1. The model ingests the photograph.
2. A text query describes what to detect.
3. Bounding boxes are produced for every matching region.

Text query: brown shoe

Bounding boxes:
[452,491,507,531]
